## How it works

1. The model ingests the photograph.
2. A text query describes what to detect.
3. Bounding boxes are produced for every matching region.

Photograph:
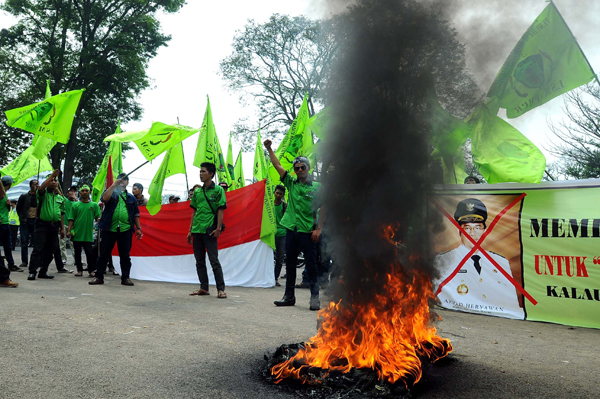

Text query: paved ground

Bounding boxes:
[1,252,598,398]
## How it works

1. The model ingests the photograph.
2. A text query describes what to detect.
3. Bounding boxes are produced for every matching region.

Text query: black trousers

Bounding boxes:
[73,241,95,272]
[20,218,36,265]
[192,233,225,292]
[42,239,65,271]
[0,225,15,279]
[95,230,132,280]
[9,225,19,250]
[285,229,319,296]
[274,235,286,280]
[28,221,59,275]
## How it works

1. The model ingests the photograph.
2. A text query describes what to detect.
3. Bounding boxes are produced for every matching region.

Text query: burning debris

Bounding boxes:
[266,0,476,394]
[264,235,452,397]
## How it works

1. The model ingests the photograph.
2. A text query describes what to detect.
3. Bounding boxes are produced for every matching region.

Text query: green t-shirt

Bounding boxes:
[0,202,9,225]
[64,199,76,221]
[190,183,227,234]
[279,173,321,233]
[69,201,101,242]
[110,192,131,232]
[274,202,287,237]
[37,190,65,222]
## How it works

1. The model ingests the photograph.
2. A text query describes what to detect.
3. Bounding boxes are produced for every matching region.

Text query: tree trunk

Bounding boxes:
[62,116,79,189]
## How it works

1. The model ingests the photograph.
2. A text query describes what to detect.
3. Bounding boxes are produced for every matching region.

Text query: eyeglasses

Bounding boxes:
[294,165,308,171]
[462,225,484,233]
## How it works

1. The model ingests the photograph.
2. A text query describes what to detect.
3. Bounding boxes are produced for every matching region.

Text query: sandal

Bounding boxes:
[190,289,210,296]
[217,291,227,299]
[74,271,83,277]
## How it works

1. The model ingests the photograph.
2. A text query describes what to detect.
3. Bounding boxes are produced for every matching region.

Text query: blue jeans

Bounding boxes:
[284,229,318,296]
[0,224,15,268]
[20,218,36,265]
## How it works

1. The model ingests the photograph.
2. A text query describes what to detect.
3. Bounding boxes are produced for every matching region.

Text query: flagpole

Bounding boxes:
[124,160,150,178]
[37,160,41,181]
[178,117,190,193]
[551,0,600,87]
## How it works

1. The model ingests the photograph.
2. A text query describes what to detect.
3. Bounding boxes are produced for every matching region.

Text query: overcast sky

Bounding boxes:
[2,0,599,194]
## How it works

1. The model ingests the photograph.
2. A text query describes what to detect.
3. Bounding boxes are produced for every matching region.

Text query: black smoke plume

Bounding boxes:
[319,0,479,305]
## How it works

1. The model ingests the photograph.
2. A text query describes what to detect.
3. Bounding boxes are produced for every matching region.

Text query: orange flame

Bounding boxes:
[271,226,452,387]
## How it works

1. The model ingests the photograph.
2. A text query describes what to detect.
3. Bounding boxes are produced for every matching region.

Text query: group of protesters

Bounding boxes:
[1,140,331,311]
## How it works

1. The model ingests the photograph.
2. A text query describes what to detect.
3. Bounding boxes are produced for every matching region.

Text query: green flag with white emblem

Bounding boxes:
[488,3,595,118]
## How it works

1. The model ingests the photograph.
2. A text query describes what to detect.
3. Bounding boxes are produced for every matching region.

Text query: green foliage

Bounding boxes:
[548,84,600,179]
[220,14,337,151]
[0,0,185,187]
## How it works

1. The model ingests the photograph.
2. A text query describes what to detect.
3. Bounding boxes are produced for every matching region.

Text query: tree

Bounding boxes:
[0,0,185,188]
[220,14,337,151]
[547,84,600,179]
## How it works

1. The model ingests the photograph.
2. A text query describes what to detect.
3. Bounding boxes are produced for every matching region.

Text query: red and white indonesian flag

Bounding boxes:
[111,180,275,287]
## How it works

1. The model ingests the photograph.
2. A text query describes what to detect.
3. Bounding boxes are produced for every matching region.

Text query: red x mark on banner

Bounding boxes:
[431,193,537,306]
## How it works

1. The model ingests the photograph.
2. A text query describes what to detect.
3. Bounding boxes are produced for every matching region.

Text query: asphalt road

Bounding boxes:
[1,256,598,399]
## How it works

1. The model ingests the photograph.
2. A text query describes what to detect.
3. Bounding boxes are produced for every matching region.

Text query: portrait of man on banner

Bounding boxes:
[431,194,526,320]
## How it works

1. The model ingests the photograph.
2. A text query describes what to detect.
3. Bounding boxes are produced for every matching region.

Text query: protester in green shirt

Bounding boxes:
[89,173,142,286]
[273,184,287,287]
[187,162,227,298]
[0,175,18,287]
[27,169,65,280]
[264,139,326,311]
[67,185,101,277]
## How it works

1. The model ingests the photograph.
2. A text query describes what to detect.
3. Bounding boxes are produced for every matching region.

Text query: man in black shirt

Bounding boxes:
[16,179,39,268]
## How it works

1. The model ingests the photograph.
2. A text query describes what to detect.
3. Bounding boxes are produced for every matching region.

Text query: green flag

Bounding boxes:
[105,122,199,162]
[469,100,545,183]
[425,95,471,184]
[226,134,235,184]
[306,106,332,140]
[31,80,58,159]
[92,122,123,203]
[440,146,469,185]
[253,129,267,181]
[267,94,314,190]
[0,146,53,186]
[260,175,277,251]
[487,3,595,118]
[230,150,245,190]
[5,89,84,144]
[193,96,228,183]
[277,94,313,169]
[147,142,187,216]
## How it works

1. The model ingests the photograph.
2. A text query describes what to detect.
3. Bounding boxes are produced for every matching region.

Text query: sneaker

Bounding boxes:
[57,269,73,273]
[9,265,23,272]
[27,273,36,280]
[0,279,18,287]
